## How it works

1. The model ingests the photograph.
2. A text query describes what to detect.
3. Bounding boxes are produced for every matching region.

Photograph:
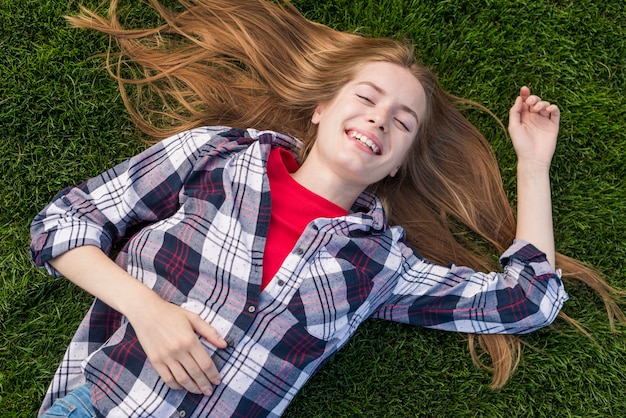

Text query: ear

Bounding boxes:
[311,104,325,125]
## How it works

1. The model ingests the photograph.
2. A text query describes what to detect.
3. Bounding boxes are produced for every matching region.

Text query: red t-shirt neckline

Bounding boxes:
[262,148,348,289]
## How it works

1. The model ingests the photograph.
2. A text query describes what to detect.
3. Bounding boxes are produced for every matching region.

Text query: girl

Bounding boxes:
[30,0,623,416]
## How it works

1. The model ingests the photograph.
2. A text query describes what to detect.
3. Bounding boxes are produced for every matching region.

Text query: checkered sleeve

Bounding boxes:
[30,127,233,276]
[376,239,568,334]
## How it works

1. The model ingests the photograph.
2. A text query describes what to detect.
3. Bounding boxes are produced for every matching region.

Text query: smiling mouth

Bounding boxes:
[348,131,381,155]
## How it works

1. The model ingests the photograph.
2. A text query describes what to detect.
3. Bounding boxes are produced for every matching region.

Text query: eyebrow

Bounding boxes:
[357,81,420,124]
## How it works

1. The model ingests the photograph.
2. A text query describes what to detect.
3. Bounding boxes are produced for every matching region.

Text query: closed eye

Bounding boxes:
[356,94,374,105]
[395,118,410,132]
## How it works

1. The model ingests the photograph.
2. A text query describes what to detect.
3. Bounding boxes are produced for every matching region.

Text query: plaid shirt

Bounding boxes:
[31,127,568,417]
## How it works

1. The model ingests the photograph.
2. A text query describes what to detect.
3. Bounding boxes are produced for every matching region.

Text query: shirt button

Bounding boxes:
[179,411,186,417]
[277,279,285,286]
[225,338,235,347]
[295,247,304,255]
[248,305,256,313]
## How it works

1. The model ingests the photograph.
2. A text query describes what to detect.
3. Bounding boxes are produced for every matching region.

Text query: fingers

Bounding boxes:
[145,309,227,395]
[189,313,228,349]
[510,95,524,116]
[168,313,225,395]
[517,86,560,120]
[170,349,221,395]
[525,96,555,116]
[529,100,560,121]
[154,336,222,395]
[519,85,531,102]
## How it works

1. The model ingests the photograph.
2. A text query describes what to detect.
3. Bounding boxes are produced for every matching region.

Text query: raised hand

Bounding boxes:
[508,86,560,168]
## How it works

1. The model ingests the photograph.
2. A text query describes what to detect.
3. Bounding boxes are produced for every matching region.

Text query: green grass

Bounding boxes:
[1,0,625,416]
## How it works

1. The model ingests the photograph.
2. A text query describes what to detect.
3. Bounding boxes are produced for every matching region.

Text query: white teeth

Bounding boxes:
[349,131,380,154]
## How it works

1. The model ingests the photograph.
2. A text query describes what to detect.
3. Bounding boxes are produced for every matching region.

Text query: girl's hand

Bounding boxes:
[508,86,560,168]
[48,235,229,397]
[127,294,229,396]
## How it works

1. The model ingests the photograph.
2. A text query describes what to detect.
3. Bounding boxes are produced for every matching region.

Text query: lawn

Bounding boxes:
[1,0,625,416]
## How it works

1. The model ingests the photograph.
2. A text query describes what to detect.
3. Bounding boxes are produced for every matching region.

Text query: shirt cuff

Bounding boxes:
[500,239,562,278]
[31,227,112,277]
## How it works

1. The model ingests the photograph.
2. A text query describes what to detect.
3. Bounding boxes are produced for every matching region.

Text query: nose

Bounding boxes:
[368,107,390,132]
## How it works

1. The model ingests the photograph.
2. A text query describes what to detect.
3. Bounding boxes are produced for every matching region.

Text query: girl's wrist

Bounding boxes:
[119,283,164,322]
[517,159,551,178]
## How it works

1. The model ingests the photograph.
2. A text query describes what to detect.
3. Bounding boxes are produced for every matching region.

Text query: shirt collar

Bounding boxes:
[350,190,387,232]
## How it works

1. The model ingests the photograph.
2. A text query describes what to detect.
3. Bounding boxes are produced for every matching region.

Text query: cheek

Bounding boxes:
[391,137,416,172]
[396,139,415,162]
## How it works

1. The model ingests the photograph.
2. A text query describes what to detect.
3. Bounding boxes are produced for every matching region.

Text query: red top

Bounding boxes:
[262,148,348,289]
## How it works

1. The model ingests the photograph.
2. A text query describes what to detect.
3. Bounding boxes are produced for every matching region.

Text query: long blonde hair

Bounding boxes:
[68,0,624,388]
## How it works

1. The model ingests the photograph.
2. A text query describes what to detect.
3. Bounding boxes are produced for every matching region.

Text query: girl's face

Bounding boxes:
[309,61,427,191]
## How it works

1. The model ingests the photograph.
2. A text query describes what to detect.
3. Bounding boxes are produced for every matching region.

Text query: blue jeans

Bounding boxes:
[40,384,97,417]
